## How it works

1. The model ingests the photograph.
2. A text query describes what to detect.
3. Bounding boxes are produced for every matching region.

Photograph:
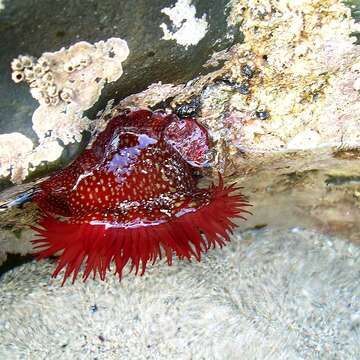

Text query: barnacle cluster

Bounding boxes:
[11,54,78,106]
[3,38,129,184]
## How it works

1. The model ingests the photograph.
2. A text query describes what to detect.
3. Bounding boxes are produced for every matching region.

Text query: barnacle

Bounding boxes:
[59,88,73,102]
[11,58,24,71]
[11,71,24,83]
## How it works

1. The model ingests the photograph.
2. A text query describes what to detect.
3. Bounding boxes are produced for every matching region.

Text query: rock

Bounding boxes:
[0,228,359,359]
[0,0,240,266]
[119,0,360,244]
[0,0,238,187]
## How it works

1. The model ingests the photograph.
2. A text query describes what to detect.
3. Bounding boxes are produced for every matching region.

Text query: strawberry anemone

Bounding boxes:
[31,109,251,284]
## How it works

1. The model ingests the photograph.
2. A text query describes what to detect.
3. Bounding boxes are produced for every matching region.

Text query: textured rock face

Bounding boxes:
[1,229,360,359]
[119,0,360,244]
[0,0,237,188]
[113,0,360,246]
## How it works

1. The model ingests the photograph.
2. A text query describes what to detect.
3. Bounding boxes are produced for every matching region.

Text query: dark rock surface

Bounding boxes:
[0,0,240,156]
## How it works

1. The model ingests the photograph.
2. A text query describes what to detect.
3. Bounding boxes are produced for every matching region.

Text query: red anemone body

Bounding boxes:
[32,109,250,284]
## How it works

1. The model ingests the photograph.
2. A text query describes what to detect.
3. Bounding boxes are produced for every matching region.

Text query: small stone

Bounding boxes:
[353,191,360,200]
[242,64,254,78]
[236,81,250,95]
[176,98,200,118]
[256,110,270,120]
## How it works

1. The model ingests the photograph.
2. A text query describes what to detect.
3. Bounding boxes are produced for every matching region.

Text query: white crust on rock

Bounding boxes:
[160,0,208,48]
[5,38,129,183]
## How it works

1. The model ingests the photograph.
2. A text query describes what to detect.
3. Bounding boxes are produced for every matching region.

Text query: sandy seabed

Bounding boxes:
[0,227,359,359]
